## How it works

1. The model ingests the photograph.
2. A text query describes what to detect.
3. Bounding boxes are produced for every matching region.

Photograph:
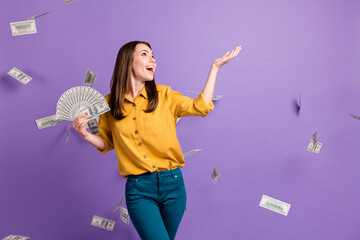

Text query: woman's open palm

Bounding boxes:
[213,45,242,70]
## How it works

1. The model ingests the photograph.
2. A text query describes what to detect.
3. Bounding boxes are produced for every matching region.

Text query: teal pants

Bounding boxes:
[125,167,187,240]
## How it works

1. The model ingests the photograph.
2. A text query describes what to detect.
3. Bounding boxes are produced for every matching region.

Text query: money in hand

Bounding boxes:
[91,215,115,231]
[259,195,291,216]
[2,235,29,240]
[84,69,97,87]
[10,20,37,36]
[8,67,32,84]
[29,11,52,20]
[184,149,202,157]
[36,115,59,129]
[211,168,220,183]
[79,99,110,119]
[87,118,100,135]
[120,207,130,225]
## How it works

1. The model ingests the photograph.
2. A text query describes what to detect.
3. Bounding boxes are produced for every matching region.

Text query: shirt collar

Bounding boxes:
[124,86,148,102]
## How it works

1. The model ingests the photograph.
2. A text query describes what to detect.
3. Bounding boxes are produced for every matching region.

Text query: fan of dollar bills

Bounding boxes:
[56,86,110,121]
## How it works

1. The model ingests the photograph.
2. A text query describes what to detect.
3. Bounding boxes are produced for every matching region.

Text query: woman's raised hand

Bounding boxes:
[212,45,242,71]
[72,115,90,139]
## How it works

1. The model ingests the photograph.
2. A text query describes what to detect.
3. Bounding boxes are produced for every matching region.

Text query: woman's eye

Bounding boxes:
[142,52,147,56]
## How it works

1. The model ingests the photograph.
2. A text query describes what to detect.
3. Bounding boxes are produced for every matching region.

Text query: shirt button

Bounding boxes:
[138,142,142,146]
[135,130,138,134]
[143,155,147,158]
[152,165,156,168]
[132,103,135,107]
[133,117,136,120]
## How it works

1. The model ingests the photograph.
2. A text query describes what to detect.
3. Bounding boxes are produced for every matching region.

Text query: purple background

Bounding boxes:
[1,0,360,239]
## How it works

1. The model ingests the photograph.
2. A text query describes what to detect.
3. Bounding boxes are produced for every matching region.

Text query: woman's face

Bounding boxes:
[131,43,156,82]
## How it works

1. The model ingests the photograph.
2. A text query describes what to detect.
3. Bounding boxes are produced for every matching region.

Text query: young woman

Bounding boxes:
[73,41,241,240]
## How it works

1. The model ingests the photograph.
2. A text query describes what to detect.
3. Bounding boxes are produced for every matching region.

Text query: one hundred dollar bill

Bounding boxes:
[186,90,223,101]
[64,0,79,3]
[259,195,291,216]
[91,215,115,231]
[121,207,130,225]
[113,195,125,213]
[84,69,97,87]
[211,167,220,183]
[2,235,29,240]
[29,11,52,20]
[8,67,32,84]
[87,118,100,135]
[35,115,59,129]
[184,149,202,157]
[66,124,71,143]
[10,20,37,36]
[349,113,360,120]
[307,140,322,153]
[79,100,110,119]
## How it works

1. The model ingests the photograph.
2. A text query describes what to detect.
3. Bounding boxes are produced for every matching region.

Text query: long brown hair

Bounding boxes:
[109,41,158,120]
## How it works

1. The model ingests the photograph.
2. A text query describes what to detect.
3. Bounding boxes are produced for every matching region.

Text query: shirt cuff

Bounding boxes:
[97,132,113,154]
[194,92,215,117]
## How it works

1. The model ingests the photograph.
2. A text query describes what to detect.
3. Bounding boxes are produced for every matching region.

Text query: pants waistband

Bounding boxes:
[127,167,181,181]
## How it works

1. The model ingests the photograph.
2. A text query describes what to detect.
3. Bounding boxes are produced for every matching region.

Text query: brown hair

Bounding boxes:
[109,41,158,120]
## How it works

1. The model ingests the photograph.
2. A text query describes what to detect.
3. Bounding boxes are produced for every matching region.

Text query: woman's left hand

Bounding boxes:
[212,45,242,71]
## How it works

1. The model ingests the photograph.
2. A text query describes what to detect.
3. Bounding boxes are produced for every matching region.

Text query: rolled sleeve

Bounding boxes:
[194,92,215,117]
[165,86,214,118]
[96,99,114,154]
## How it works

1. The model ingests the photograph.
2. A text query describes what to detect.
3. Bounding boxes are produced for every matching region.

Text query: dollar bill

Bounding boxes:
[91,215,115,231]
[66,124,71,143]
[259,195,291,216]
[2,235,29,240]
[10,20,37,36]
[64,0,79,3]
[307,140,322,153]
[79,100,110,119]
[36,115,59,129]
[87,118,100,135]
[349,113,360,120]
[7,67,32,84]
[84,69,97,87]
[176,118,181,124]
[120,207,130,225]
[186,90,223,101]
[29,11,52,20]
[184,149,202,157]
[298,92,302,109]
[211,167,220,183]
[113,195,125,213]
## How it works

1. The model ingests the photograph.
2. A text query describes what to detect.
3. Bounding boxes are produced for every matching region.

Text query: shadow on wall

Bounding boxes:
[0,72,20,90]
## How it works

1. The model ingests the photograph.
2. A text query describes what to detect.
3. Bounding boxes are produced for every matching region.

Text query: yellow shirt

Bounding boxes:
[97,84,214,178]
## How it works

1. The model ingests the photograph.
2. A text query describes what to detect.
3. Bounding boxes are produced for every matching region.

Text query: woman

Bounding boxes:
[73,41,241,240]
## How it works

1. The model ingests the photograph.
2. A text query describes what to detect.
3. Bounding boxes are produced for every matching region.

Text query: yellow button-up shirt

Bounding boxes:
[97,84,214,178]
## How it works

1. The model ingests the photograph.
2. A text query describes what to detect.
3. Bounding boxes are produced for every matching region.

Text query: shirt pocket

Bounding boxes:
[143,116,164,136]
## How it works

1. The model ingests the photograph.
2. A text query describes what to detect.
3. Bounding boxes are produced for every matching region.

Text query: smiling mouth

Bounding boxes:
[146,66,155,73]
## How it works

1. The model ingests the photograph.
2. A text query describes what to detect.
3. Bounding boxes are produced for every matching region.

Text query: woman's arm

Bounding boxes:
[202,45,242,104]
[73,115,105,150]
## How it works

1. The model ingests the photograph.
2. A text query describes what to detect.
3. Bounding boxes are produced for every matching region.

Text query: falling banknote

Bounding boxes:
[113,195,125,213]
[186,90,223,101]
[307,140,322,153]
[184,149,202,157]
[10,20,37,36]
[91,215,115,231]
[64,0,79,3]
[29,11,52,20]
[349,113,360,120]
[2,235,29,240]
[35,115,62,129]
[259,195,291,216]
[7,67,32,84]
[211,168,220,183]
[121,207,130,225]
[84,69,97,87]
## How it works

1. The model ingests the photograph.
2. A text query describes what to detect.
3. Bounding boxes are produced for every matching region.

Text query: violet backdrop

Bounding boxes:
[1,0,360,239]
